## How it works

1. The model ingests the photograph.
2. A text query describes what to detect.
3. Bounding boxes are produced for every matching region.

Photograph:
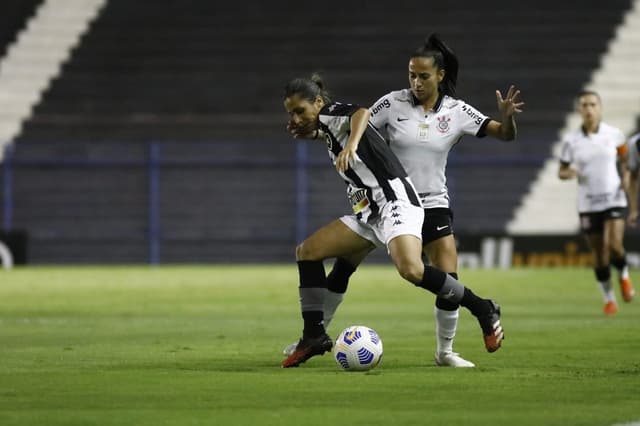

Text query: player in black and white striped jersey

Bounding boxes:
[627,130,640,225]
[281,74,503,368]
[286,34,522,368]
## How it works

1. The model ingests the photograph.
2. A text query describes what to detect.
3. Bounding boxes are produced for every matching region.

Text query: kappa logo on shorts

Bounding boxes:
[393,220,404,226]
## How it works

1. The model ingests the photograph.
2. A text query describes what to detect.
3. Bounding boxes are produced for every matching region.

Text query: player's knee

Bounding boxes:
[396,260,423,284]
[295,242,308,261]
[295,240,320,261]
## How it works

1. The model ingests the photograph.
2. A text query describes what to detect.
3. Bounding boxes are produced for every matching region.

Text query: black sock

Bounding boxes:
[417,265,486,316]
[418,265,447,293]
[610,255,627,272]
[594,265,611,282]
[297,260,327,338]
[418,265,467,306]
[436,272,460,311]
[460,288,488,317]
[327,257,356,294]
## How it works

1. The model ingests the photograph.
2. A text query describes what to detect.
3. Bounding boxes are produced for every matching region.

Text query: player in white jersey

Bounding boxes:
[280,74,504,368]
[626,131,640,224]
[285,34,521,367]
[559,90,635,315]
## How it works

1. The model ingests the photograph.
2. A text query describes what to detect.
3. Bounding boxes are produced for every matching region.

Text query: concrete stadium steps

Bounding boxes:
[17,0,632,144]
[0,0,42,57]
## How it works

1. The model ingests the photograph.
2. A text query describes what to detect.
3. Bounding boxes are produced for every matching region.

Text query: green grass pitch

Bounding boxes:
[0,265,638,426]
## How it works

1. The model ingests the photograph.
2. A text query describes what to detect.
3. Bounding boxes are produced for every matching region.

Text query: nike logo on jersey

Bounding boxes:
[436,225,449,231]
[397,117,409,122]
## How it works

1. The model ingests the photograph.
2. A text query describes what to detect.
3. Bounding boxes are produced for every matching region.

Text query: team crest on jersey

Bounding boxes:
[437,115,451,133]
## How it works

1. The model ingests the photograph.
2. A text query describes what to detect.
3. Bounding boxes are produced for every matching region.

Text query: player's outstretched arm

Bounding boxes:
[484,85,525,141]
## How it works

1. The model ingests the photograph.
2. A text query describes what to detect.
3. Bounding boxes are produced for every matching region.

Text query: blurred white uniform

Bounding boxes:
[559,122,627,213]
[369,90,490,209]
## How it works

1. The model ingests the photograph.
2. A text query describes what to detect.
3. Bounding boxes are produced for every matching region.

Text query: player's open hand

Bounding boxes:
[496,85,525,118]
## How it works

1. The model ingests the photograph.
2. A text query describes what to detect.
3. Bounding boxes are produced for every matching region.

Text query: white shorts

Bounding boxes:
[340,199,424,249]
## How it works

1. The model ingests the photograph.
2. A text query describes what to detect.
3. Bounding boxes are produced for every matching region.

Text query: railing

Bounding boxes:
[0,141,547,264]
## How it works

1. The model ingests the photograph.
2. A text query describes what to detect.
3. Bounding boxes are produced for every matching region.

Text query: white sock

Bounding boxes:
[435,307,459,354]
[597,281,616,303]
[323,291,345,329]
[620,266,629,280]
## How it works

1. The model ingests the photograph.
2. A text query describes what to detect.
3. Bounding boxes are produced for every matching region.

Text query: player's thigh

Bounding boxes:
[296,219,374,261]
[584,232,604,252]
[584,232,607,264]
[387,234,424,284]
[339,246,375,268]
[424,234,458,273]
[604,218,626,251]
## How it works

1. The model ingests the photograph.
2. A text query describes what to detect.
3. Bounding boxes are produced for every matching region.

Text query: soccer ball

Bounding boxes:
[333,325,383,371]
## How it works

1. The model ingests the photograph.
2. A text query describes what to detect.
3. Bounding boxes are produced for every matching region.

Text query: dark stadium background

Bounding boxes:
[0,0,637,264]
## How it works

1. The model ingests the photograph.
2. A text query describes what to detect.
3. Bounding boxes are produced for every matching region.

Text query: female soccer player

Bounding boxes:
[558,90,635,315]
[626,130,640,225]
[286,34,522,367]
[281,74,504,368]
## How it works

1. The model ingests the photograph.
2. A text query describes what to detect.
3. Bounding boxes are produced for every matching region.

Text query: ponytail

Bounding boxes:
[412,33,459,97]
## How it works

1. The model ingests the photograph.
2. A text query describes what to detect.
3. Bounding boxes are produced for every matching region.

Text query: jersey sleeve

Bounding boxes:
[369,94,392,130]
[610,126,627,157]
[559,138,573,165]
[457,101,490,137]
[613,127,626,147]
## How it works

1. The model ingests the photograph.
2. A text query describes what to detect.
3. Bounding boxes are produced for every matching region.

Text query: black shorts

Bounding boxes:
[579,207,627,234]
[422,208,454,244]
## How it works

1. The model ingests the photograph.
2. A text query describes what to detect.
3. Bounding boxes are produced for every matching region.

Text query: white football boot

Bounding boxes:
[434,352,476,368]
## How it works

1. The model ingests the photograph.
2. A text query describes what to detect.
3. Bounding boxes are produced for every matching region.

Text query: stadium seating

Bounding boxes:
[3,0,635,262]
[0,0,42,57]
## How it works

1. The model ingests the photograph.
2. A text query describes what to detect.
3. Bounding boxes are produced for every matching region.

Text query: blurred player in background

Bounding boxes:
[626,130,640,224]
[558,91,635,315]
[281,74,504,368]
[285,34,522,367]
